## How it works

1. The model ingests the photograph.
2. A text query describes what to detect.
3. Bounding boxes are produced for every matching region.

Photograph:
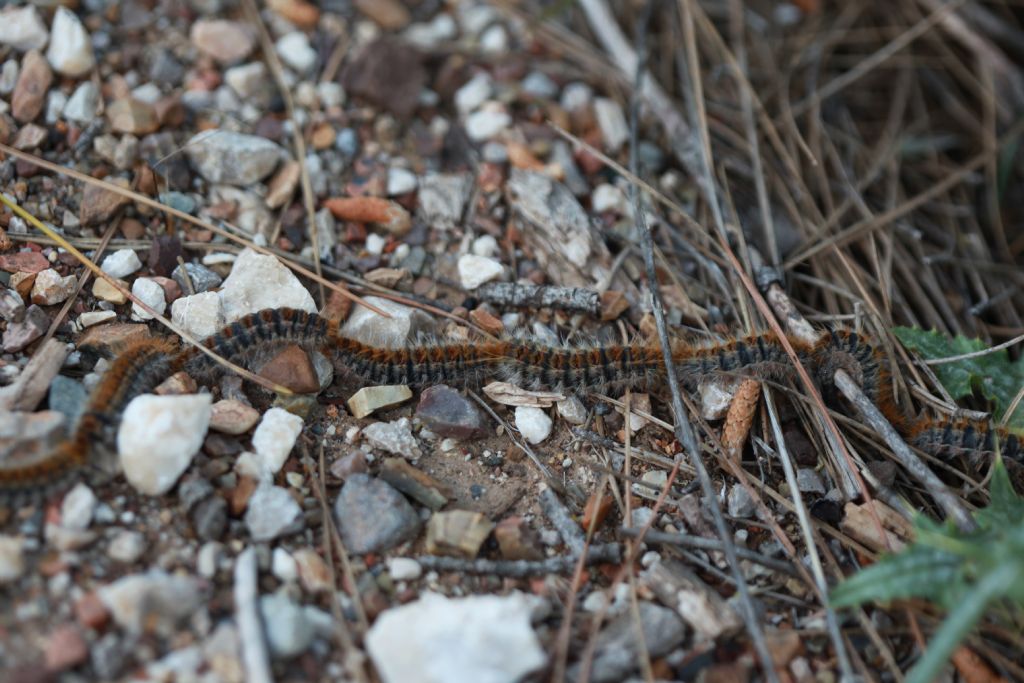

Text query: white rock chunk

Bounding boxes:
[594,97,628,152]
[0,6,48,52]
[118,394,213,495]
[387,557,423,581]
[454,72,492,116]
[130,277,167,321]
[457,254,504,290]
[465,107,511,142]
[30,268,76,306]
[98,569,202,633]
[0,535,26,583]
[387,167,418,196]
[340,295,434,348]
[185,130,284,185]
[367,592,546,683]
[515,406,552,444]
[60,483,97,531]
[219,248,316,322]
[275,32,316,74]
[108,530,147,563]
[251,408,304,477]
[63,81,99,123]
[46,7,95,77]
[171,291,225,340]
[348,385,413,419]
[100,249,143,278]
[363,418,420,460]
[244,483,301,542]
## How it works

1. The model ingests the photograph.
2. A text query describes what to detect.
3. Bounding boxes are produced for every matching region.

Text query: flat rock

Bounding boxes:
[334,474,420,554]
[186,130,284,185]
[118,394,212,495]
[12,49,52,123]
[171,291,224,340]
[347,385,412,419]
[107,98,159,135]
[46,7,95,77]
[77,322,148,351]
[415,385,486,440]
[378,457,448,510]
[363,418,420,459]
[425,510,494,558]
[0,250,49,274]
[92,277,129,304]
[366,592,546,683]
[218,248,316,322]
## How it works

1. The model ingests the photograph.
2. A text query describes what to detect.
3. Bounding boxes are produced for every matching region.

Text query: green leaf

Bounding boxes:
[980,456,1024,529]
[893,327,1024,430]
[906,561,1024,683]
[830,545,961,608]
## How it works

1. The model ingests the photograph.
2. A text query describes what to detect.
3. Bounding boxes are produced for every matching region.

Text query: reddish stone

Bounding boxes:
[12,50,52,123]
[0,251,49,274]
[74,591,110,630]
[257,345,320,394]
[43,624,88,672]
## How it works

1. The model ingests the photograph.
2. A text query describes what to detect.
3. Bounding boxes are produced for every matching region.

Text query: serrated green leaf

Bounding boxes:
[893,327,1024,430]
[830,546,962,608]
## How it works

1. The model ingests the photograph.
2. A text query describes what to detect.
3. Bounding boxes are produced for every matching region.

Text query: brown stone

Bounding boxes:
[257,345,320,394]
[229,475,258,516]
[12,50,52,123]
[600,290,630,321]
[91,277,129,304]
[79,180,132,227]
[12,122,47,150]
[107,98,160,135]
[469,307,504,335]
[209,399,260,435]
[265,160,300,209]
[267,0,320,28]
[119,218,147,240]
[154,371,197,395]
[44,623,88,672]
[354,0,410,29]
[0,251,49,274]
[77,323,149,351]
[341,38,426,121]
[74,591,110,630]
[494,517,544,561]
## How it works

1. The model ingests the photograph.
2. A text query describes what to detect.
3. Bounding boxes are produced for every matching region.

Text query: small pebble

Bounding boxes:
[46,7,95,77]
[107,530,146,564]
[464,107,511,142]
[348,385,413,419]
[515,406,552,444]
[275,32,317,73]
[387,557,422,581]
[130,277,167,321]
[219,248,316,322]
[251,407,304,477]
[60,483,97,531]
[457,254,504,290]
[171,291,224,339]
[209,399,260,435]
[30,268,76,306]
[260,592,315,659]
[363,418,421,459]
[245,484,302,541]
[0,535,26,583]
[100,249,143,278]
[0,6,48,51]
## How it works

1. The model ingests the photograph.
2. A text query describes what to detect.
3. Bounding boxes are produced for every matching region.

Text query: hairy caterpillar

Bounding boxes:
[0,308,1018,502]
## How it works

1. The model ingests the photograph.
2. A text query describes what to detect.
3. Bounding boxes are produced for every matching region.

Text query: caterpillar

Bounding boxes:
[0,308,1018,503]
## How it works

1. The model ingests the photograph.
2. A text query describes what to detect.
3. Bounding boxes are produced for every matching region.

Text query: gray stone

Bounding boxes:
[334,474,420,554]
[416,173,472,231]
[340,296,434,348]
[219,248,316,322]
[260,592,316,659]
[416,385,486,440]
[172,262,222,294]
[796,468,826,495]
[727,483,756,519]
[2,304,48,352]
[63,82,100,123]
[49,375,88,422]
[98,570,203,634]
[185,130,284,185]
[568,602,685,683]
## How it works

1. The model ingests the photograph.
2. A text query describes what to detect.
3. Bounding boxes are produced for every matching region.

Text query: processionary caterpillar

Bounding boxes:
[1,308,1019,503]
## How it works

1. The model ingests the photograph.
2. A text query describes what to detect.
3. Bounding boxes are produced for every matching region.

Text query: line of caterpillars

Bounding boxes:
[1,307,1019,502]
